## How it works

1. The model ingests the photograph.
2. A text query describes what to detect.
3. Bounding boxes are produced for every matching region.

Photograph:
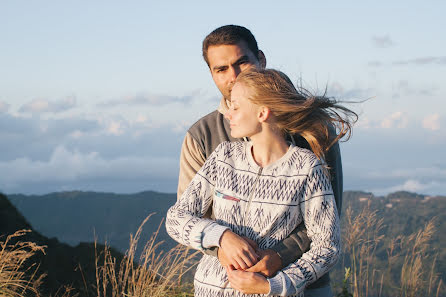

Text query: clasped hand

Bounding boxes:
[219,230,282,294]
[219,230,259,270]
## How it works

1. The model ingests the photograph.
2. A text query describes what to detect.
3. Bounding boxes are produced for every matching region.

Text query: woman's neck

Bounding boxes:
[250,128,289,167]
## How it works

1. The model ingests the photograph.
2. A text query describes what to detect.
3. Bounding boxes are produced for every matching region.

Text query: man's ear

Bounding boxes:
[258,106,270,122]
[258,50,266,69]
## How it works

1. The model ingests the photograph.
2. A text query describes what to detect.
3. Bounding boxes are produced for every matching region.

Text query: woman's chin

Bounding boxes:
[230,130,243,138]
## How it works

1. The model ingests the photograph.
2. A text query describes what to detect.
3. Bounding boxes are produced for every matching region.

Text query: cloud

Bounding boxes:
[0,112,100,162]
[422,114,440,131]
[345,162,446,196]
[368,61,382,67]
[370,179,440,195]
[0,145,179,194]
[372,35,395,48]
[393,56,446,66]
[19,96,77,113]
[369,56,446,67]
[107,120,126,135]
[327,82,374,100]
[380,111,408,129]
[98,91,200,107]
[391,79,435,98]
[0,101,10,113]
[0,110,186,194]
[367,166,446,180]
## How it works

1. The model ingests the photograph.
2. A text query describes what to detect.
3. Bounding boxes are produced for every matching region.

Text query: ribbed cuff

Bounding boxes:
[267,273,284,296]
[202,224,230,248]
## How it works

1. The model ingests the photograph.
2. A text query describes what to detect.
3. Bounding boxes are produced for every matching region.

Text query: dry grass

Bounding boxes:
[338,202,444,297]
[3,205,442,297]
[0,230,46,297]
[94,213,199,297]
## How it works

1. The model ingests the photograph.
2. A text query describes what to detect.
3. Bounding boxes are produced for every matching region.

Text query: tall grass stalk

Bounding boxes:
[342,202,384,297]
[0,230,45,297]
[94,214,199,297]
[337,203,443,297]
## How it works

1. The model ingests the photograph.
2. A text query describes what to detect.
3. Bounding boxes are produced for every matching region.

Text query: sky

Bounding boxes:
[1,1,445,196]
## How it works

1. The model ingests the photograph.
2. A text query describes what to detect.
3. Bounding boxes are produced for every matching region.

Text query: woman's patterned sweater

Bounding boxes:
[166,141,340,296]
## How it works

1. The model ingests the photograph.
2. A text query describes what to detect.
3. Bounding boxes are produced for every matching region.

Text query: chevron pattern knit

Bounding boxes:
[166,141,340,296]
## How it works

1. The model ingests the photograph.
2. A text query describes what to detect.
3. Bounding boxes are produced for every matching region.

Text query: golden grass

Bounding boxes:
[337,202,444,297]
[0,230,45,297]
[2,206,443,297]
[94,213,199,297]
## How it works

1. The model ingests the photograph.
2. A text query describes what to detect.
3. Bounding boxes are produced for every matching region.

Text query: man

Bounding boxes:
[177,25,342,296]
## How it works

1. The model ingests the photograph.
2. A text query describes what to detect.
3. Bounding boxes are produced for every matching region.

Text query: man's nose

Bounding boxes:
[229,66,242,82]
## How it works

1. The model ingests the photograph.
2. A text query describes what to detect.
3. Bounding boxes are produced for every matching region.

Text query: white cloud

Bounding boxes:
[370,179,441,196]
[98,91,200,107]
[372,35,395,48]
[0,145,179,193]
[355,116,371,130]
[107,121,125,135]
[393,56,446,66]
[367,166,446,180]
[172,120,192,133]
[423,113,440,131]
[368,61,382,67]
[135,114,149,124]
[70,130,84,139]
[0,101,10,113]
[380,111,408,129]
[19,96,77,113]
[327,82,374,100]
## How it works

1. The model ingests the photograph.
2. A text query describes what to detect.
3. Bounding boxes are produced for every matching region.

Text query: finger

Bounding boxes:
[240,253,255,268]
[232,261,242,270]
[236,257,248,270]
[243,246,260,266]
[242,236,258,250]
[245,261,263,273]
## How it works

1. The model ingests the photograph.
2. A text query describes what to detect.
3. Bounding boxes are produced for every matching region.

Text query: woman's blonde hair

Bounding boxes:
[236,68,358,160]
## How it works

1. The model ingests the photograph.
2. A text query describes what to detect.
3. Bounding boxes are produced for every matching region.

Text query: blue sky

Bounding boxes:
[1,1,445,196]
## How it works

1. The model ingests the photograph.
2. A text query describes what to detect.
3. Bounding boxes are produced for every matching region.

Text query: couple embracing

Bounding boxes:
[166,25,357,297]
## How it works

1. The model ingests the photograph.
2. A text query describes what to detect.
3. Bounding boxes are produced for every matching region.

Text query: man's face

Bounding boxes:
[207,41,262,101]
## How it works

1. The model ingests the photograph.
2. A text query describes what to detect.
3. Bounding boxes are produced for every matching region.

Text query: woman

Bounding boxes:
[166,69,356,296]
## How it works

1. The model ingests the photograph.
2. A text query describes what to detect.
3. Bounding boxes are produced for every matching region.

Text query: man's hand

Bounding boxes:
[245,249,282,277]
[226,265,270,294]
[219,230,259,270]
[218,236,258,267]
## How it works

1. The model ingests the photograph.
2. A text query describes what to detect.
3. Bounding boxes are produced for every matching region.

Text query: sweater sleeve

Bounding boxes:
[267,158,341,296]
[177,132,206,200]
[167,142,229,251]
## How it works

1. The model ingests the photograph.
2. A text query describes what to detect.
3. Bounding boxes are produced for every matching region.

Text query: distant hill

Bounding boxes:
[6,190,446,284]
[8,191,178,254]
[0,193,124,297]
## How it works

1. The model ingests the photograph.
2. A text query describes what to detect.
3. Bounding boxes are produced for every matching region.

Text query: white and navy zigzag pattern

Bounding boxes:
[166,141,340,296]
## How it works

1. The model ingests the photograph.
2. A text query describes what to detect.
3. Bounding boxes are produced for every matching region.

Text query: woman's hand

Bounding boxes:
[226,265,270,294]
[219,230,259,270]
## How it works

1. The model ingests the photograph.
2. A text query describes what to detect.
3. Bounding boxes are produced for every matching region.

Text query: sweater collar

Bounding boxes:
[217,97,230,114]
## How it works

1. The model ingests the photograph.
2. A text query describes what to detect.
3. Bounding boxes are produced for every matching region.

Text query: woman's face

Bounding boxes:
[225,82,262,139]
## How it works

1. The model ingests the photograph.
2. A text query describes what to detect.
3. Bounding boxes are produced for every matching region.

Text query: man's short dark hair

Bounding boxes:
[202,25,259,67]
